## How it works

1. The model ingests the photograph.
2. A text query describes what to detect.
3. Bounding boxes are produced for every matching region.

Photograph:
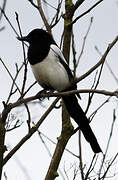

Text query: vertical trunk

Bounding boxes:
[63,0,74,62]
[45,1,75,179]
[0,120,6,180]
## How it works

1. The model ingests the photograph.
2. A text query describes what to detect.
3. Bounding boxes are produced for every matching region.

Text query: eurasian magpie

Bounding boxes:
[18,29,102,153]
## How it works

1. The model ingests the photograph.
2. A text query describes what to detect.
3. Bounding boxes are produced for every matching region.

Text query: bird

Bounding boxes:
[18,28,102,153]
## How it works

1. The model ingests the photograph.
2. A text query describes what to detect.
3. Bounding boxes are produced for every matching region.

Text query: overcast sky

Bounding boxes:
[1,0,118,180]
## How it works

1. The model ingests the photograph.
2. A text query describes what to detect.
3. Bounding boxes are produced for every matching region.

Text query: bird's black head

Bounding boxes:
[18,29,56,65]
[17,29,55,45]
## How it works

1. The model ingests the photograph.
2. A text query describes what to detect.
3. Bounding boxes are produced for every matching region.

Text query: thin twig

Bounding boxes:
[23,81,37,97]
[76,35,118,83]
[15,12,27,96]
[37,129,65,179]
[0,57,21,94]
[72,0,86,12]
[3,97,60,166]
[43,0,57,10]
[15,13,31,131]
[25,104,31,132]
[70,0,104,26]
[27,0,39,9]
[37,0,51,34]
[0,7,19,36]
[84,154,97,180]
[0,0,7,21]
[73,16,93,78]
[98,110,116,179]
[102,153,118,180]
[85,53,105,114]
[79,131,84,180]
[72,30,77,77]
[85,70,98,114]
[95,45,118,86]
[35,128,79,158]
[6,63,24,104]
[89,97,110,121]
[50,0,63,28]
[77,17,93,68]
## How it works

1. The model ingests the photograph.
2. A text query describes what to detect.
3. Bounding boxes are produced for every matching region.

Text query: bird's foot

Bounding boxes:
[47,89,55,100]
[35,89,47,101]
[36,89,55,101]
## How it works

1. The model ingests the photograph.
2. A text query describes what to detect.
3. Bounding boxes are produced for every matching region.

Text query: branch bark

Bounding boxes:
[45,103,74,179]
[3,88,118,113]
[3,98,59,166]
[0,118,6,179]
[62,0,74,61]
[45,0,75,179]
[70,0,104,26]
[76,35,118,83]
[37,0,51,34]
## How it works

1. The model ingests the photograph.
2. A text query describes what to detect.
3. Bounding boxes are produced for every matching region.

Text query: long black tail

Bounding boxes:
[62,94,102,153]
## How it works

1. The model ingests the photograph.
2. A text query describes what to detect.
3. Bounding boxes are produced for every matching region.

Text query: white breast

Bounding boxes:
[31,47,70,91]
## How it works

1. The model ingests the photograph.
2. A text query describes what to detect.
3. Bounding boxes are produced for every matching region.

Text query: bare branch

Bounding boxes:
[98,110,116,178]
[76,35,118,83]
[102,152,118,179]
[23,81,37,97]
[3,88,118,116]
[89,97,110,120]
[3,98,59,166]
[45,112,74,179]
[72,30,77,77]
[50,0,63,28]
[36,129,65,179]
[0,0,6,32]
[85,53,105,113]
[37,0,51,34]
[0,8,19,36]
[6,122,22,132]
[73,17,93,76]
[0,0,7,22]
[35,129,79,158]
[73,0,86,12]
[84,154,97,180]
[27,0,39,9]
[71,0,104,26]
[0,57,21,94]
[85,70,98,114]
[77,17,93,67]
[43,0,57,10]
[95,45,118,86]
[79,131,84,180]
[6,63,24,104]
[15,12,28,97]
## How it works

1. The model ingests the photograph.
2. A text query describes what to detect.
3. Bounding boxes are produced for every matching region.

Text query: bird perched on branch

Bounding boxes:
[18,28,102,153]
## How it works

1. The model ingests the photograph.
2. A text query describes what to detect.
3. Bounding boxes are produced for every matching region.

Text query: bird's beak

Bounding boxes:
[17,36,29,42]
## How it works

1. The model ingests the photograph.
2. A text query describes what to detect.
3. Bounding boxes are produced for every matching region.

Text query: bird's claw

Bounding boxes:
[35,89,47,101]
[36,89,55,101]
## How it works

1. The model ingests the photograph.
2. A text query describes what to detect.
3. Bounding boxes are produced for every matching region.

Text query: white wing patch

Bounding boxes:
[50,44,67,64]
[31,45,70,91]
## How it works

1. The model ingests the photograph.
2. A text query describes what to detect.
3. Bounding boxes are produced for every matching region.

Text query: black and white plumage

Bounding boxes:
[31,44,73,91]
[18,29,102,153]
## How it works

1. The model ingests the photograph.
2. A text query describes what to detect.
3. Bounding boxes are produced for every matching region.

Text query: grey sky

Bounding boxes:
[1,0,118,179]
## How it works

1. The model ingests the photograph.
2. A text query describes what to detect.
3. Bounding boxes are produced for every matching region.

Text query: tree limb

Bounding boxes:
[3,98,59,166]
[70,0,104,26]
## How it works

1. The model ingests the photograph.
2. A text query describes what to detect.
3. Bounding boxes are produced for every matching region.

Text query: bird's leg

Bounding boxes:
[35,89,47,101]
[47,89,55,100]
[36,89,55,101]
